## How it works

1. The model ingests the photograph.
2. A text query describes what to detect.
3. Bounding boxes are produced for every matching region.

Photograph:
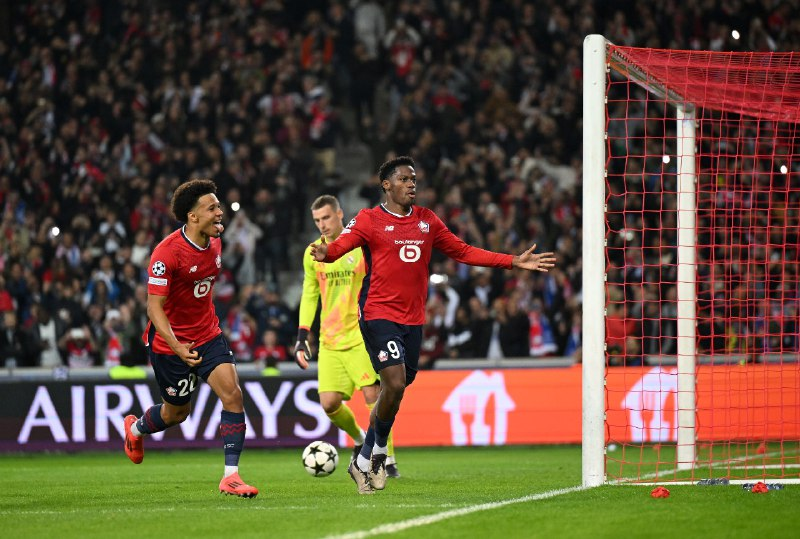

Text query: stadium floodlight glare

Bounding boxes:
[583,34,800,487]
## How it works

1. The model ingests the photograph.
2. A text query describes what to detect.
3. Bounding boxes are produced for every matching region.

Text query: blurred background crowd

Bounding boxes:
[0,0,797,371]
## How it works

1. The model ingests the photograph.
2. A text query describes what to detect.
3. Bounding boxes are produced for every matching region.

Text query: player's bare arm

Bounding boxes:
[146,294,201,366]
[511,243,557,272]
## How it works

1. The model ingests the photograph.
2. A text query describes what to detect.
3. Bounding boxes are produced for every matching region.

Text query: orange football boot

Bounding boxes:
[219,472,259,498]
[123,415,144,464]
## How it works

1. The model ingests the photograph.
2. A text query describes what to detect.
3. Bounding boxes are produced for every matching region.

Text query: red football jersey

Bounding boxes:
[143,227,223,354]
[325,205,513,325]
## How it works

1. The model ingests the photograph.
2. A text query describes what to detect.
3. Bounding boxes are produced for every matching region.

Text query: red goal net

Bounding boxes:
[602,45,800,483]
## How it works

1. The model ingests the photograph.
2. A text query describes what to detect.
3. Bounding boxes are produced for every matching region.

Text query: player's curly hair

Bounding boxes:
[171,178,217,222]
[378,155,415,182]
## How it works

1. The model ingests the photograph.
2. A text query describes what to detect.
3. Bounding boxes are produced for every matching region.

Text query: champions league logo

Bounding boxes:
[152,261,166,276]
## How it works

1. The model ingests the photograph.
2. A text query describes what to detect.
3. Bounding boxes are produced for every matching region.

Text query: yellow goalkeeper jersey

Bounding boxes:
[299,241,366,351]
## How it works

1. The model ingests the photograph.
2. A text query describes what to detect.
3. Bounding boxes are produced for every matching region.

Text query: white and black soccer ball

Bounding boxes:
[302,440,339,477]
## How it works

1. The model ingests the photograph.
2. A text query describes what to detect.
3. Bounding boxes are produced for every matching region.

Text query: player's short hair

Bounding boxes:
[311,194,341,212]
[171,179,217,222]
[378,155,415,182]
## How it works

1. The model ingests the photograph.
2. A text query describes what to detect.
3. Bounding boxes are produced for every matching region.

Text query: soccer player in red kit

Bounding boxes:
[123,179,258,498]
[310,156,557,494]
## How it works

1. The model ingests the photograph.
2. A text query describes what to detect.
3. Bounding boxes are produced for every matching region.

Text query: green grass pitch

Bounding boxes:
[0,445,797,538]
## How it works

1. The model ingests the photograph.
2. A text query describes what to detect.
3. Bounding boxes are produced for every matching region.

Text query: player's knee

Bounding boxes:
[320,396,343,415]
[382,376,406,401]
[218,385,243,408]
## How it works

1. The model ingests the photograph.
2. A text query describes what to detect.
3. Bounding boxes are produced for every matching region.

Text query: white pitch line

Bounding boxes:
[727,464,800,470]
[321,485,587,539]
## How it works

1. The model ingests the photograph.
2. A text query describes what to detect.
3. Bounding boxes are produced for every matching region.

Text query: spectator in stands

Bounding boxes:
[29,302,67,368]
[353,0,387,62]
[606,296,639,367]
[528,298,557,357]
[496,294,531,358]
[59,326,97,368]
[223,208,263,288]
[245,284,294,347]
[253,328,287,376]
[0,310,33,368]
[419,293,447,370]
[223,302,258,364]
[445,304,476,359]
[101,308,124,367]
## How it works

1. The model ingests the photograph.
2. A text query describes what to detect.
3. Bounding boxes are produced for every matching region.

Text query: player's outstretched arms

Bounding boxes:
[511,243,557,272]
[309,236,328,262]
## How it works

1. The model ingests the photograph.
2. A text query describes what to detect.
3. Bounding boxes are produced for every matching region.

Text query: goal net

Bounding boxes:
[582,35,800,486]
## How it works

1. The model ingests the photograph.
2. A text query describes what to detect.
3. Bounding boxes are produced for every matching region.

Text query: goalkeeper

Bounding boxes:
[295,195,399,478]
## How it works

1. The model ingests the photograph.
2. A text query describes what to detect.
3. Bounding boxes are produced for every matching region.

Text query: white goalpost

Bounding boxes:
[582,34,800,486]
[581,34,607,488]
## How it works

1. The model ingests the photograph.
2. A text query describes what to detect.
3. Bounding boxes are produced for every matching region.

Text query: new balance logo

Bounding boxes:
[189,265,198,273]
[385,226,394,231]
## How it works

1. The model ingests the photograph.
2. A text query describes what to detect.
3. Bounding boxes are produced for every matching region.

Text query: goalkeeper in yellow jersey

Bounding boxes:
[294,195,399,477]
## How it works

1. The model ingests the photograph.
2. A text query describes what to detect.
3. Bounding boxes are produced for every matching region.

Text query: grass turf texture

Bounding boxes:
[0,446,797,538]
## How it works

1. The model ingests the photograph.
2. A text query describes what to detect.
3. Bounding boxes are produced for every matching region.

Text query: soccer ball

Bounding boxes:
[302,440,339,477]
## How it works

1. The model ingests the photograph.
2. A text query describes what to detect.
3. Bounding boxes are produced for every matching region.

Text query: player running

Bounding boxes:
[123,179,258,498]
[295,195,399,487]
[310,156,557,494]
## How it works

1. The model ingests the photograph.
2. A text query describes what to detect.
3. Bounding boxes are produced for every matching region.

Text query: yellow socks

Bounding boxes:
[327,403,364,444]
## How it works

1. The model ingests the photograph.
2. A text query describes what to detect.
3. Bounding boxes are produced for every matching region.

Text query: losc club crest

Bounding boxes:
[418,221,429,233]
[166,386,177,397]
[378,350,389,362]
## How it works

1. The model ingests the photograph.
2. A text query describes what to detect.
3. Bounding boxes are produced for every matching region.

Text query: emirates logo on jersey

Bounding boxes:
[418,221,430,233]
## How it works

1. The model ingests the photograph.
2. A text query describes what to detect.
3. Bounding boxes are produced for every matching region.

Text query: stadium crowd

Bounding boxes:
[0,0,797,370]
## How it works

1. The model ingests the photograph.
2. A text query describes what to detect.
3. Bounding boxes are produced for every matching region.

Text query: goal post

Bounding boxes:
[675,105,697,471]
[582,34,800,486]
[581,34,606,488]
